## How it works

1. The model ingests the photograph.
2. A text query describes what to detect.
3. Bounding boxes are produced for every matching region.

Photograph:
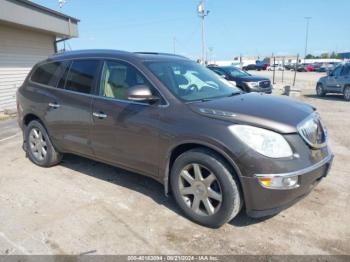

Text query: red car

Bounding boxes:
[305,64,315,72]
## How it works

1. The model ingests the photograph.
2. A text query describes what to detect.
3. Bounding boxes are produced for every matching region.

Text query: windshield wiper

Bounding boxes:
[186,92,242,104]
[226,91,243,97]
[186,98,213,104]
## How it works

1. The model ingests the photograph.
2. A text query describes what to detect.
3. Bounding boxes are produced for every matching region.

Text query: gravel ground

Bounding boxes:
[0,72,349,255]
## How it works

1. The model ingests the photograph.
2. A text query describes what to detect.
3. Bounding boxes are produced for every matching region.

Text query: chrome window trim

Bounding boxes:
[297,112,328,149]
[28,81,166,107]
[255,153,334,178]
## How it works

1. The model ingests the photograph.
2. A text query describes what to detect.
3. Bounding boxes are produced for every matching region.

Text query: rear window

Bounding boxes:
[64,60,99,94]
[31,62,61,86]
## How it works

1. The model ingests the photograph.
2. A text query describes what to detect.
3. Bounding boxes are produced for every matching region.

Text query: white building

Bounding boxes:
[0,0,79,112]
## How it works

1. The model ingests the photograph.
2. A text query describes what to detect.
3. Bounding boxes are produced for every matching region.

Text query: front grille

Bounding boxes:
[259,80,271,88]
[298,113,327,149]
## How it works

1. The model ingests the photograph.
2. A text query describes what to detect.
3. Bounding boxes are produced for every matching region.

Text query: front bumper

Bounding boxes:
[241,153,334,218]
[248,85,272,94]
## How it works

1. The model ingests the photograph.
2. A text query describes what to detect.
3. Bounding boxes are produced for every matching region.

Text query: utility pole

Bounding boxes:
[197,0,210,64]
[304,17,312,58]
[272,54,276,84]
[293,54,299,87]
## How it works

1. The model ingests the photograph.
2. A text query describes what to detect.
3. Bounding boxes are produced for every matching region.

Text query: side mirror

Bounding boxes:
[219,74,229,80]
[127,85,160,104]
[327,70,332,76]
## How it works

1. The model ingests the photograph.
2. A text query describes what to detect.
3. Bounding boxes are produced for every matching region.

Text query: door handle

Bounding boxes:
[93,112,107,119]
[48,102,60,109]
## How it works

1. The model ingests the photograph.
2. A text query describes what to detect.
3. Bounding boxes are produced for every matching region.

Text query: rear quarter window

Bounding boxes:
[31,62,62,87]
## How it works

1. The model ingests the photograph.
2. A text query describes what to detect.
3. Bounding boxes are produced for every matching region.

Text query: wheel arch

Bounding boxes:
[343,84,350,92]
[163,141,244,196]
[22,113,52,151]
[23,113,43,127]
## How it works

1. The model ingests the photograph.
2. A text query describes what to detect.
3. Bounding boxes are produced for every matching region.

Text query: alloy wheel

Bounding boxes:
[317,85,323,96]
[178,163,222,216]
[29,128,48,161]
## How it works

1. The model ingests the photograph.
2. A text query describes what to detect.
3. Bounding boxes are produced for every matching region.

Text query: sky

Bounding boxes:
[33,0,350,60]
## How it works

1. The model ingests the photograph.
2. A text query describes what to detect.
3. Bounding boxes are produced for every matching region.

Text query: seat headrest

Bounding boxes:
[108,68,127,86]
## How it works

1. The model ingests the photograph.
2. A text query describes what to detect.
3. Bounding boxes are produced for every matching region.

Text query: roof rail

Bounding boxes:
[134,52,188,59]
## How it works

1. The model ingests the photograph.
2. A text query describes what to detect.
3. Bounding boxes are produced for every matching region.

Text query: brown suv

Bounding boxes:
[17,50,334,228]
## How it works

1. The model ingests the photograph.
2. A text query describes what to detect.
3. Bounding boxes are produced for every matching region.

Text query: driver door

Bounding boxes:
[90,60,162,178]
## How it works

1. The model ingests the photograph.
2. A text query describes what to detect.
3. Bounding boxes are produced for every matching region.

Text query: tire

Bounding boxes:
[344,86,350,101]
[25,120,62,167]
[170,148,242,228]
[316,83,326,97]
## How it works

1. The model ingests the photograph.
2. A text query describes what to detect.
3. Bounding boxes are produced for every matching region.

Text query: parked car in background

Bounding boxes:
[293,64,314,72]
[312,63,323,72]
[242,64,265,71]
[305,64,315,72]
[316,63,334,72]
[17,50,333,228]
[267,64,284,71]
[256,62,269,70]
[208,65,272,94]
[284,64,295,71]
[316,63,350,101]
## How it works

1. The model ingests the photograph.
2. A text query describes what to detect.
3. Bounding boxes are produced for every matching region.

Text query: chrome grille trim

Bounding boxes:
[259,80,271,88]
[297,112,327,149]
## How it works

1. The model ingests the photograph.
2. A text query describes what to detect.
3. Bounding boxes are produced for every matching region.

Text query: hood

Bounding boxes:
[189,93,315,134]
[231,75,269,82]
[319,76,327,82]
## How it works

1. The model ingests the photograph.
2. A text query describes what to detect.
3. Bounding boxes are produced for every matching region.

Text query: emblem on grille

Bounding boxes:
[297,113,327,149]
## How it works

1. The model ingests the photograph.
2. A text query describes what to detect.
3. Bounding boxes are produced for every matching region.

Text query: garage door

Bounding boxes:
[0,23,55,111]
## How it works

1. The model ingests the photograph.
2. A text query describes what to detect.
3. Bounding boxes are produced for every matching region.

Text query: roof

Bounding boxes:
[0,0,79,38]
[49,49,190,62]
[12,0,79,22]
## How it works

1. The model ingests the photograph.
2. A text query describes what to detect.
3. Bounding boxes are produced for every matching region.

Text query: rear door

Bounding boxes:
[325,65,343,92]
[44,59,101,156]
[90,60,162,177]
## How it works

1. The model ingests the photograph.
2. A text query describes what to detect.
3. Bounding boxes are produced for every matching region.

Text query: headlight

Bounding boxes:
[229,80,237,86]
[246,82,259,88]
[228,125,293,158]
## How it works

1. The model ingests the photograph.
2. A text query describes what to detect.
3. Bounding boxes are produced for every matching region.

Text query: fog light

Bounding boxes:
[258,176,299,190]
[282,177,298,187]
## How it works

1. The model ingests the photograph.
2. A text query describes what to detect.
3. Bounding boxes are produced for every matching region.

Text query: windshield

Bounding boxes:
[145,61,240,102]
[224,66,250,77]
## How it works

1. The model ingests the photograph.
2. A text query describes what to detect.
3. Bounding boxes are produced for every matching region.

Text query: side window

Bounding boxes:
[212,68,225,76]
[341,65,350,76]
[65,60,99,94]
[332,66,342,77]
[31,62,61,87]
[99,60,153,101]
